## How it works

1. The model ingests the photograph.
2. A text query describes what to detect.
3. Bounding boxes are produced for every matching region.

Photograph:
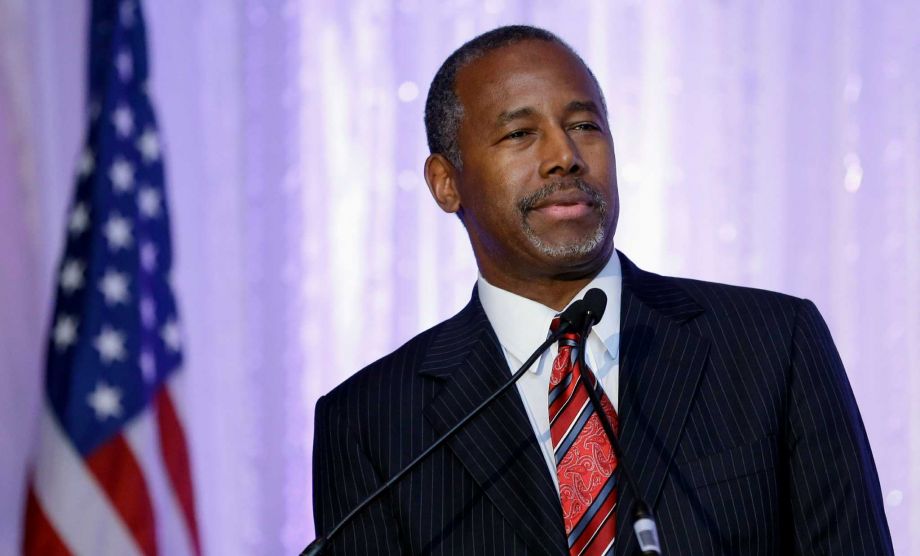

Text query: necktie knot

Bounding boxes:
[549,315,562,334]
[550,315,580,346]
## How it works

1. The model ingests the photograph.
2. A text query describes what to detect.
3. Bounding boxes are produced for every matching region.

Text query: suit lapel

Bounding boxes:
[614,251,710,555]
[420,290,567,556]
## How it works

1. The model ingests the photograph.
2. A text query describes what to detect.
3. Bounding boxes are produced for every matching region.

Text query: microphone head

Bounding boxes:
[558,300,587,331]
[583,288,607,326]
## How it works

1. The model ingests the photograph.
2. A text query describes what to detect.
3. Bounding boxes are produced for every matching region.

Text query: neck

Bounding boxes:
[479,249,613,311]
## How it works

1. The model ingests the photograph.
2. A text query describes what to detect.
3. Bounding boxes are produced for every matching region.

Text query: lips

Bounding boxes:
[533,203,594,219]
[528,189,596,220]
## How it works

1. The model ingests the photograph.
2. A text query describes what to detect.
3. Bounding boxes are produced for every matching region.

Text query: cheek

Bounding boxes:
[487,157,535,202]
[582,141,613,171]
[459,148,536,221]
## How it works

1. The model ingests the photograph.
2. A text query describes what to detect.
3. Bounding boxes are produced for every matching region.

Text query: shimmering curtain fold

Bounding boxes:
[0,0,917,554]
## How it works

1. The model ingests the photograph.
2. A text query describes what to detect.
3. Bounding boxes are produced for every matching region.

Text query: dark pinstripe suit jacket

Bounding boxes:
[313,251,893,555]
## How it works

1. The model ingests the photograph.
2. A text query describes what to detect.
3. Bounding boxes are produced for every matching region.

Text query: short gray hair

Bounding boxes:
[423,25,606,169]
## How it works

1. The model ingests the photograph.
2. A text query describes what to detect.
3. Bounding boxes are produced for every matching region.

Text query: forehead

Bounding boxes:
[454,40,601,124]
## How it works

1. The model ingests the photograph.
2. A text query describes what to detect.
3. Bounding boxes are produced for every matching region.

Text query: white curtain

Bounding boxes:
[1,0,917,554]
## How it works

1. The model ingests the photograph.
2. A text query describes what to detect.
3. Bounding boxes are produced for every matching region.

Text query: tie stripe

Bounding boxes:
[549,317,619,556]
[554,401,593,465]
[549,373,585,425]
[548,371,575,406]
[567,473,618,546]
[573,503,617,556]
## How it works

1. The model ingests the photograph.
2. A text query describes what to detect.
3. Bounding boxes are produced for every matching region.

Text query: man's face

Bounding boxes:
[446,40,619,283]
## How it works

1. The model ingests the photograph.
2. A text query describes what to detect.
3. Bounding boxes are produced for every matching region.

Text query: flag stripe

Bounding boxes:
[124,398,198,556]
[86,433,159,556]
[22,487,71,556]
[31,408,143,556]
[155,387,203,555]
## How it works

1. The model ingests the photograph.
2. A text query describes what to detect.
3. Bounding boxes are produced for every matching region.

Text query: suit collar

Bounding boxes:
[419,289,568,555]
[617,249,704,323]
[614,250,711,554]
[417,288,490,380]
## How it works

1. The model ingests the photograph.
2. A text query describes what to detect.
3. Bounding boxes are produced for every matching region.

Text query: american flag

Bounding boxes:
[22,1,201,554]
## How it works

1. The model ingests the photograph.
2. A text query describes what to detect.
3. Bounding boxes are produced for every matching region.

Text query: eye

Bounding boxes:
[504,129,530,140]
[571,122,601,132]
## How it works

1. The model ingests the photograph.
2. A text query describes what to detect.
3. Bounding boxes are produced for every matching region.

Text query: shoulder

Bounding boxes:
[641,270,822,372]
[619,250,805,318]
[317,294,485,417]
[672,274,804,318]
[619,251,811,348]
[625,252,802,317]
[675,274,809,345]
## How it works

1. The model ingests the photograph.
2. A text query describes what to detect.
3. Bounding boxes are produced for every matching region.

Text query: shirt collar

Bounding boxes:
[478,254,622,371]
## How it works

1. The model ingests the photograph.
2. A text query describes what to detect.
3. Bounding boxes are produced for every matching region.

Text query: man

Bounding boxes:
[312,25,893,555]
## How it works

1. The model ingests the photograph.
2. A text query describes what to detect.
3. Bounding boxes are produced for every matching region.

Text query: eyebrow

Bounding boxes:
[495,106,536,127]
[495,100,603,127]
[564,100,602,117]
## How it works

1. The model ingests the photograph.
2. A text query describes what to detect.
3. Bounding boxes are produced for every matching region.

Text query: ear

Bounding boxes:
[424,153,462,214]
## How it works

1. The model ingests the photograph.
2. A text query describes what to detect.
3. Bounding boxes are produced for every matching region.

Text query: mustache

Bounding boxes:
[516,178,607,214]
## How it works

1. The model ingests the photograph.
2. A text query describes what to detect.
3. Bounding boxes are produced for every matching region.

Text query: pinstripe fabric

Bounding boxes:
[312,251,893,555]
[313,295,566,555]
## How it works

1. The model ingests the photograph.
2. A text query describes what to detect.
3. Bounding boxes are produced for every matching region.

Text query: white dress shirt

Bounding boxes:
[477,255,622,492]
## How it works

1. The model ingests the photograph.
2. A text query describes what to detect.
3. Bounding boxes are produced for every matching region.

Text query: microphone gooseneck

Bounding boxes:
[576,288,662,556]
[301,299,592,555]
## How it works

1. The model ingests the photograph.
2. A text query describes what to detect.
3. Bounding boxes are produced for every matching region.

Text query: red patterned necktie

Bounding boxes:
[549,316,619,556]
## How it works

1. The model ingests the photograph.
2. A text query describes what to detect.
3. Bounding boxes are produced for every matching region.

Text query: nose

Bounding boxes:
[539,127,586,178]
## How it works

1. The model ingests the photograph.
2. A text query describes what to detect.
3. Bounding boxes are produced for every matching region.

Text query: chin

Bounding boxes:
[527,225,609,261]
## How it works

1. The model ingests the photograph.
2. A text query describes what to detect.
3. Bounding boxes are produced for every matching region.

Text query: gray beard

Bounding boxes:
[517,179,609,259]
[522,219,608,259]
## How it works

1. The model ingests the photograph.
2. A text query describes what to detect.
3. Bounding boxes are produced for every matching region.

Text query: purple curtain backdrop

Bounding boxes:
[1,1,918,554]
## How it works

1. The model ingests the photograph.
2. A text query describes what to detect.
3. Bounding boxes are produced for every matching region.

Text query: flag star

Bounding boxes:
[115,49,133,82]
[87,381,123,420]
[60,259,85,294]
[140,242,158,272]
[94,326,127,364]
[104,214,133,250]
[68,203,90,235]
[140,350,156,383]
[78,149,95,178]
[138,187,162,218]
[161,320,181,352]
[140,296,157,328]
[109,158,135,192]
[53,315,79,351]
[120,1,136,27]
[136,129,160,163]
[98,269,130,305]
[112,105,134,138]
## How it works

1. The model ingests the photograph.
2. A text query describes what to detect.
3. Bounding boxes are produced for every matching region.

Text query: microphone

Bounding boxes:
[301,299,591,555]
[582,287,607,328]
[576,288,662,555]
